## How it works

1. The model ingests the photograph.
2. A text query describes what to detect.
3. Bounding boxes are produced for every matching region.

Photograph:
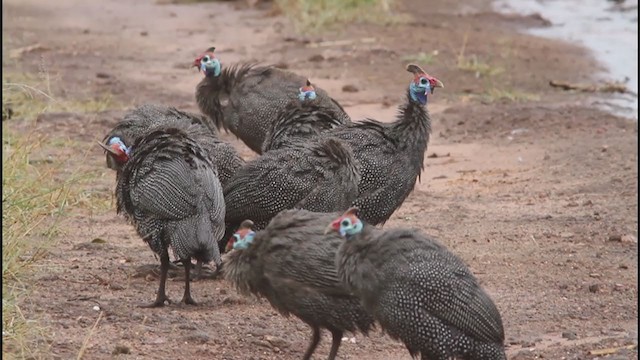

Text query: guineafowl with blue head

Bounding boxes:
[223,209,375,360]
[101,126,226,307]
[193,46,350,154]
[320,63,443,226]
[324,207,507,360]
[261,79,351,152]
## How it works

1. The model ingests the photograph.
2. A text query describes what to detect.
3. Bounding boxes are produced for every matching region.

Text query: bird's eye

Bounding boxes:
[341,219,350,226]
[420,78,428,85]
[202,56,210,63]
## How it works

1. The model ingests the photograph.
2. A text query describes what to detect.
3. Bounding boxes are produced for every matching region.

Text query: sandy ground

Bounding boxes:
[2,0,638,359]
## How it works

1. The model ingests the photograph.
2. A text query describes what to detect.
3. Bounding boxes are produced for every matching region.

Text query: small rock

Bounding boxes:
[619,264,629,269]
[601,145,608,152]
[82,29,90,34]
[96,73,112,79]
[140,31,148,36]
[265,335,290,349]
[93,305,101,311]
[308,54,324,62]
[342,84,359,93]
[109,283,124,291]
[589,273,601,278]
[613,283,625,291]
[543,153,551,160]
[608,234,623,242]
[589,284,600,293]
[560,232,575,239]
[181,331,210,344]
[562,331,578,340]
[582,200,593,206]
[178,323,198,330]
[521,340,536,348]
[112,345,130,355]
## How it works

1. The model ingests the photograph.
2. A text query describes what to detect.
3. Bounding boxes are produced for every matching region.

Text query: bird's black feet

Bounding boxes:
[181,296,198,306]
[139,294,172,308]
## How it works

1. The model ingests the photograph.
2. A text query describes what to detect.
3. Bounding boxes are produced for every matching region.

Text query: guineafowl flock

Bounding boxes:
[99,46,507,360]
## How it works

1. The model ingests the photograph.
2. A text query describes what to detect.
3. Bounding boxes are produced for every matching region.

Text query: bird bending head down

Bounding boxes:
[193,46,221,77]
[325,207,363,237]
[225,219,256,252]
[298,79,317,101]
[97,136,130,170]
[406,63,444,105]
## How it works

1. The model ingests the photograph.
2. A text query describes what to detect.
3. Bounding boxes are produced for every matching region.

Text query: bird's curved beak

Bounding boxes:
[192,57,202,70]
[433,79,444,89]
[96,141,119,155]
[225,237,235,253]
[323,219,340,235]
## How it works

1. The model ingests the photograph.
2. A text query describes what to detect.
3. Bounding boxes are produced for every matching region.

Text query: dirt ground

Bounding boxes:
[2,0,638,359]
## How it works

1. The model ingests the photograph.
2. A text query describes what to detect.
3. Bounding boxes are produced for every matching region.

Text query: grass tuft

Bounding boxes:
[456,30,503,78]
[274,0,399,32]
[2,72,115,358]
[402,50,439,66]
[481,88,540,103]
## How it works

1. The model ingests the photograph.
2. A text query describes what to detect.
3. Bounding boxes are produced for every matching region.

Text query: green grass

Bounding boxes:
[456,30,503,78]
[2,72,115,358]
[402,50,439,66]
[481,88,540,103]
[274,0,399,32]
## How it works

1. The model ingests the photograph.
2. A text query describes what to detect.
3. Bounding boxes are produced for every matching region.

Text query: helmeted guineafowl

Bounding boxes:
[101,126,225,307]
[261,79,351,152]
[320,63,443,226]
[325,207,506,360]
[220,136,360,251]
[102,104,244,187]
[193,46,350,154]
[223,210,375,360]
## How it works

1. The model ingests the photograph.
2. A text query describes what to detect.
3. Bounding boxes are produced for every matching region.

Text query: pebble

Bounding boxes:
[342,84,359,93]
[562,331,578,340]
[589,284,601,293]
[112,345,130,355]
[265,335,290,349]
[92,305,100,311]
[181,331,210,344]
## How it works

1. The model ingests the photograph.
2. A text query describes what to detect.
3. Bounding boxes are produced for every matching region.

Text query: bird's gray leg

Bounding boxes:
[191,260,203,282]
[181,259,197,305]
[327,329,343,360]
[302,326,322,360]
[140,246,172,308]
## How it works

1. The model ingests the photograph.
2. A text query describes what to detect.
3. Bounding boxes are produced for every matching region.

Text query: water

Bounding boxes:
[493,0,638,120]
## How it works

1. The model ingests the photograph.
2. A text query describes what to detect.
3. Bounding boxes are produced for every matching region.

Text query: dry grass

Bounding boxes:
[481,88,540,103]
[2,72,115,358]
[456,31,503,78]
[402,50,439,66]
[274,0,400,32]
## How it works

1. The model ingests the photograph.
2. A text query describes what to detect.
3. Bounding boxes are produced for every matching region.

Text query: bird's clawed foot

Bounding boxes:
[139,295,172,308]
[181,296,198,306]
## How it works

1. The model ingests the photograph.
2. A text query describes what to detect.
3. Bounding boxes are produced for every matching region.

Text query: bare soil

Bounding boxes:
[3,0,638,359]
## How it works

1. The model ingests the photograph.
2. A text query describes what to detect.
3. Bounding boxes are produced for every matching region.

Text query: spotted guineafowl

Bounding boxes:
[101,127,225,307]
[319,63,443,226]
[193,46,350,154]
[261,79,351,152]
[224,210,375,360]
[324,207,506,360]
[102,104,244,186]
[220,136,360,251]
